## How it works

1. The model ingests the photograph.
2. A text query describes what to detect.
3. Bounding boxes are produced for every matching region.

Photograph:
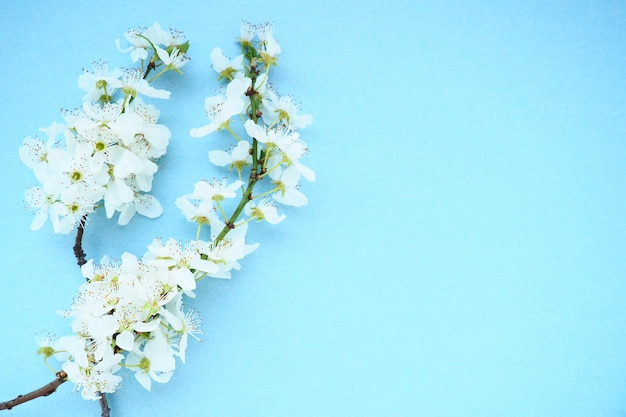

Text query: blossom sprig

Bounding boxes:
[116,22,191,80]
[32,225,258,401]
[53,245,209,398]
[4,22,313,410]
[186,21,314,246]
[19,23,190,234]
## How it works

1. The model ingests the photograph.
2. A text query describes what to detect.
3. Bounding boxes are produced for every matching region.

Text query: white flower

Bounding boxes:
[187,178,244,202]
[24,185,57,231]
[53,335,88,367]
[145,238,218,288]
[111,104,171,159]
[43,143,109,195]
[244,121,315,183]
[100,145,147,215]
[210,47,244,81]
[116,192,163,226]
[142,22,172,47]
[277,138,316,183]
[102,177,135,219]
[62,350,124,400]
[250,125,315,184]
[155,46,190,73]
[116,31,150,62]
[116,23,170,62]
[175,178,243,226]
[120,255,178,315]
[239,21,256,45]
[77,101,123,130]
[35,332,57,358]
[19,136,54,171]
[244,198,285,224]
[125,329,176,391]
[51,184,102,234]
[262,90,312,128]
[175,306,202,363]
[121,68,170,100]
[19,122,65,179]
[161,27,188,49]
[113,302,159,344]
[269,165,308,207]
[63,280,118,327]
[78,60,123,101]
[243,119,291,148]
[189,77,251,137]
[193,222,259,279]
[257,22,281,58]
[175,195,219,225]
[126,96,160,124]
[209,140,252,171]
[80,258,120,284]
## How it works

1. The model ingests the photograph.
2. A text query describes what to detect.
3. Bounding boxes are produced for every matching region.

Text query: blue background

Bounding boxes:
[1,1,626,416]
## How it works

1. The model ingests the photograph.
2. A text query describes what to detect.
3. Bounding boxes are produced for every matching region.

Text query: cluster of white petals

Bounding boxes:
[187,21,314,224]
[116,22,190,68]
[37,226,258,400]
[51,234,254,399]
[28,22,312,403]
[22,23,191,400]
[19,23,190,234]
[19,99,168,233]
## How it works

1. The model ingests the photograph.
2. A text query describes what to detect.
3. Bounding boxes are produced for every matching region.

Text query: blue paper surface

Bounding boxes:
[1,1,626,416]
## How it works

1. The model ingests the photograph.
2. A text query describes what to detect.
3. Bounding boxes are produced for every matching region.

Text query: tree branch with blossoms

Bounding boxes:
[2,21,314,416]
[4,22,190,414]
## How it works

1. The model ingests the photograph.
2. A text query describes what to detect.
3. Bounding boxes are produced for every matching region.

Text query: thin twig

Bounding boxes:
[73,214,88,267]
[0,371,67,410]
[99,393,110,417]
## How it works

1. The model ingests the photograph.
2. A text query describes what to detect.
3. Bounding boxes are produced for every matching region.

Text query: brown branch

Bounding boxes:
[99,393,110,417]
[0,371,67,410]
[73,214,88,267]
[72,215,113,417]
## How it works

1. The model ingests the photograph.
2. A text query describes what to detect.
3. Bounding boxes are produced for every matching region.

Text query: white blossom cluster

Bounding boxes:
[38,232,256,400]
[31,22,314,401]
[19,23,190,233]
[184,21,314,226]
